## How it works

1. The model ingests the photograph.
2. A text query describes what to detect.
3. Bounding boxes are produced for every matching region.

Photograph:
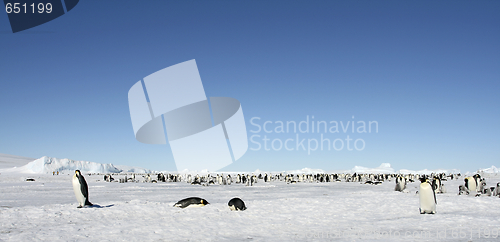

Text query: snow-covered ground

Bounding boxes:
[1,155,499,241]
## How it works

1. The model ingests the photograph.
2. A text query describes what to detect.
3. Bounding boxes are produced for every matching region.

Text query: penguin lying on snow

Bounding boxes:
[72,170,93,208]
[174,197,209,208]
[419,178,436,214]
[228,197,247,211]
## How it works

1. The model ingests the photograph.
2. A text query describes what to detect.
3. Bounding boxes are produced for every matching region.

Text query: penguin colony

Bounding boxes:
[76,170,499,213]
[460,174,500,197]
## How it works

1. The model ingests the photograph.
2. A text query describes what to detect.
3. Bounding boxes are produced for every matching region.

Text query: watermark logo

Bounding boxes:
[249,116,378,154]
[128,60,248,171]
[4,0,79,33]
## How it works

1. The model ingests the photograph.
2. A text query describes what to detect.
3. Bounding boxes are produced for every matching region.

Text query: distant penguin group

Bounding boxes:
[459,174,498,197]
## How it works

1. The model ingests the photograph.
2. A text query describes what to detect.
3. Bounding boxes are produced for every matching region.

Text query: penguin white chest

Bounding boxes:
[73,175,85,206]
[419,183,436,214]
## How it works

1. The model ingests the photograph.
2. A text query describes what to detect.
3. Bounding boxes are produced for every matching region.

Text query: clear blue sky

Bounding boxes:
[1,0,498,172]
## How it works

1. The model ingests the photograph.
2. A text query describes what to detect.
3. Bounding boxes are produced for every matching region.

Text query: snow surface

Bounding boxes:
[1,173,500,241]
[1,156,500,241]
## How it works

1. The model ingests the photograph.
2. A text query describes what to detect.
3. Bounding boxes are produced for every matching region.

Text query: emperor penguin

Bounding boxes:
[432,176,442,193]
[419,178,436,214]
[493,182,500,197]
[473,174,482,192]
[458,185,469,195]
[72,170,93,208]
[478,179,486,194]
[483,187,492,196]
[394,176,406,192]
[439,183,446,193]
[228,197,247,211]
[173,197,209,208]
[464,176,476,193]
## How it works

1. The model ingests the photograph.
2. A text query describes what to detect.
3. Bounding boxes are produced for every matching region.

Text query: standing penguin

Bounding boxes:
[432,176,442,193]
[419,178,436,214]
[72,170,93,208]
[492,182,500,197]
[473,174,482,192]
[439,183,447,193]
[394,176,406,192]
[464,176,476,193]
[228,197,247,211]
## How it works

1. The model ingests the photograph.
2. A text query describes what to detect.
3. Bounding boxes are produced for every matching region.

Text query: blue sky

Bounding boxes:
[1,0,498,172]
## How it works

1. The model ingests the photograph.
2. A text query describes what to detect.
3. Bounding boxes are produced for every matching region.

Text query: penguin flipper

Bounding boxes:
[78,174,89,200]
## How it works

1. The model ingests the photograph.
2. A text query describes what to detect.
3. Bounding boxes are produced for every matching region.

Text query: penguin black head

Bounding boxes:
[419,177,427,183]
[201,199,209,205]
[75,170,81,176]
